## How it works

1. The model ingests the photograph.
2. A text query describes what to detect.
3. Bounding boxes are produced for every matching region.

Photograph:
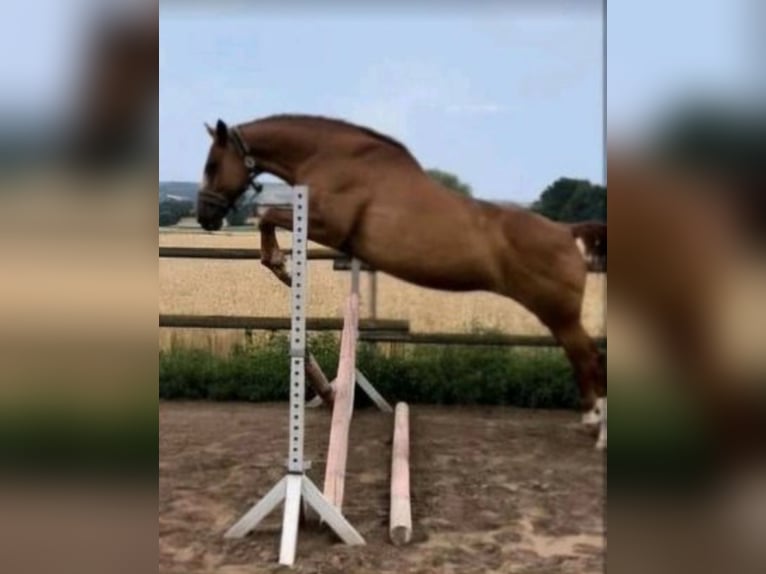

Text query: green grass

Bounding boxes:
[159,333,579,409]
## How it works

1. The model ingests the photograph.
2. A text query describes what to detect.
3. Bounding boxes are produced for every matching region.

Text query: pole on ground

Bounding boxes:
[390,402,412,546]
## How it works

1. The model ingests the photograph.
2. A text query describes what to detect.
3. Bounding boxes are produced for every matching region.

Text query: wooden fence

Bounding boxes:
[160,246,606,348]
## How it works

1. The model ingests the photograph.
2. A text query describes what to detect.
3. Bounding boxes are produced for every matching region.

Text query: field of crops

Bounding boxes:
[160,226,607,354]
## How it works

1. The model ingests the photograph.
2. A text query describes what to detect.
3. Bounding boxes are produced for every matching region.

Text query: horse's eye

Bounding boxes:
[205,162,217,176]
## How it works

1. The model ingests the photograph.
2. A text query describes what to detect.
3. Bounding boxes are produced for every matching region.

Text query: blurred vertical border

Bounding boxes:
[608,0,766,572]
[0,1,158,573]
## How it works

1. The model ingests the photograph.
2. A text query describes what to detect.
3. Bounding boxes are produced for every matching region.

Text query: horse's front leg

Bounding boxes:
[259,203,338,286]
[259,208,294,287]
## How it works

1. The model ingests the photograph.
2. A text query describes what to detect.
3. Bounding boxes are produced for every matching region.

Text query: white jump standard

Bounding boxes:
[223,185,365,567]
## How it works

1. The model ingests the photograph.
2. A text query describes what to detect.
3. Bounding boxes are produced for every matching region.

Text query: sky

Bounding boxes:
[159,4,604,203]
[1,1,754,202]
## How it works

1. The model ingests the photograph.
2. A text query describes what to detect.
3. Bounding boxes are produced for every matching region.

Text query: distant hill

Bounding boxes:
[160,181,197,202]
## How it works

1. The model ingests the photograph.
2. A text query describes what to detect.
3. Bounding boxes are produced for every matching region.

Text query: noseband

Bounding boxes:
[198,188,234,211]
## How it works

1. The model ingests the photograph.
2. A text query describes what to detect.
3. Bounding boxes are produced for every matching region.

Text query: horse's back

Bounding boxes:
[347,176,508,290]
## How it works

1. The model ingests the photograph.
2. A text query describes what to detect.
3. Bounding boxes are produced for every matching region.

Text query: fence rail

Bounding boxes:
[159,314,605,348]
[159,246,341,260]
[159,246,604,273]
[160,245,606,347]
[159,314,409,334]
[359,331,607,348]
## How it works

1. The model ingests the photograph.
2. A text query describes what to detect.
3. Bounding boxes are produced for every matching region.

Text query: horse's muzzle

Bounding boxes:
[197,189,231,232]
[198,215,224,232]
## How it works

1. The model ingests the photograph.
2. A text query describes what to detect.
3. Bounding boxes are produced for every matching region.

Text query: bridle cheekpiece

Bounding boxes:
[229,126,263,194]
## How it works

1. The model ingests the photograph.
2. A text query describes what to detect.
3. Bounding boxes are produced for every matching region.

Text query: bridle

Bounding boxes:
[229,125,263,194]
[197,125,263,213]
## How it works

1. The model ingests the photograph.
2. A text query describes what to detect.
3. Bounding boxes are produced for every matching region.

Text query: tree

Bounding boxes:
[225,198,254,227]
[226,195,255,227]
[532,178,605,223]
[159,207,181,227]
[426,168,473,197]
[159,198,193,227]
[559,184,606,222]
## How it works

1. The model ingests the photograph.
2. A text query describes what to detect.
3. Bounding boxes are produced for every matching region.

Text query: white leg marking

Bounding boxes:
[575,237,593,267]
[575,237,587,257]
[595,398,607,450]
[581,397,604,427]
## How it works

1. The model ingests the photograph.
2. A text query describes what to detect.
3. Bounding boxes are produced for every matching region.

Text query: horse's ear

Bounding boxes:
[215,119,229,146]
[204,122,215,139]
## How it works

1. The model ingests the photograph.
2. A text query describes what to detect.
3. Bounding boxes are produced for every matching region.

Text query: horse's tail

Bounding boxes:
[569,221,606,273]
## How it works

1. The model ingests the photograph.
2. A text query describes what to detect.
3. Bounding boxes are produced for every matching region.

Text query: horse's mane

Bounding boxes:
[252,113,420,165]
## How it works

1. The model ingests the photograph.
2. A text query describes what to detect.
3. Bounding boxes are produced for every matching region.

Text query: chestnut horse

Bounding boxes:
[196,115,607,448]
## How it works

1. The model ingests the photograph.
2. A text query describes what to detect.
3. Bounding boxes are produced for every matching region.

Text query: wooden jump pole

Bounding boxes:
[321,256,394,509]
[306,353,335,406]
[390,402,412,546]
[322,291,360,509]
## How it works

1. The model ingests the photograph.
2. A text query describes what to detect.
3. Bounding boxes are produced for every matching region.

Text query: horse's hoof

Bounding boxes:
[582,412,600,427]
[581,397,605,427]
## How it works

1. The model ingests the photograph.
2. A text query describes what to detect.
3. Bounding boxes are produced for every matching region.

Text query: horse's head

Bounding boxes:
[197,119,253,231]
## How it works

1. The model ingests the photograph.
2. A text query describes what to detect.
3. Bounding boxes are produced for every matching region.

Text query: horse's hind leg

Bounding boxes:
[550,319,607,437]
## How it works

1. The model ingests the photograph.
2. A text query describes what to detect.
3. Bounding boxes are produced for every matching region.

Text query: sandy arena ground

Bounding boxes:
[160,402,605,573]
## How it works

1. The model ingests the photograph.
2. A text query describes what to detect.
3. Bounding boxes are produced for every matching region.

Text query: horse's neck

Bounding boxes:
[242,119,420,186]
[240,121,318,184]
